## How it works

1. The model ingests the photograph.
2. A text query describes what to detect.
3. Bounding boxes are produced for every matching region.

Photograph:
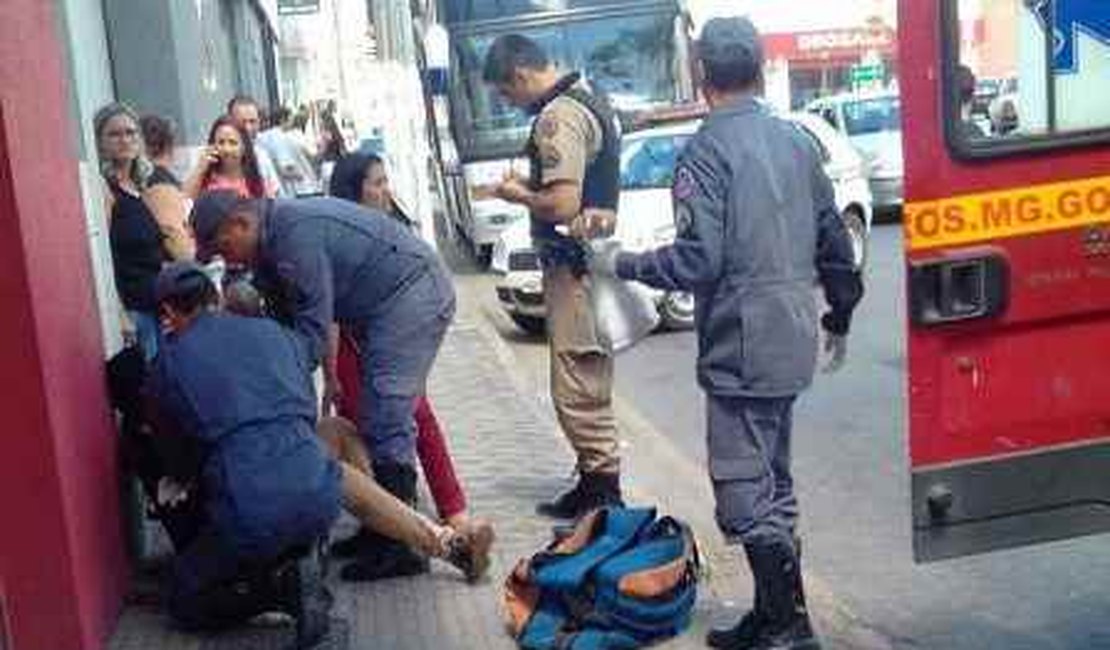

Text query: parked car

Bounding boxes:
[807,91,903,211]
[492,111,873,334]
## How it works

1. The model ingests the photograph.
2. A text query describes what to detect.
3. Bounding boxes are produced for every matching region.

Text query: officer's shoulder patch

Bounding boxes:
[538,115,560,139]
[673,166,696,201]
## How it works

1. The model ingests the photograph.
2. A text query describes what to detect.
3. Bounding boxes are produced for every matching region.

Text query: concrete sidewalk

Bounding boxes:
[109,304,890,649]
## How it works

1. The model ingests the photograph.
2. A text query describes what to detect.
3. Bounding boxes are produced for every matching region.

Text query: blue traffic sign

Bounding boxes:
[1032,0,1110,74]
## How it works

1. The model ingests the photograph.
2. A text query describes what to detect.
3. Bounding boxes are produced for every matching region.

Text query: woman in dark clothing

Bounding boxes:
[140,113,183,188]
[94,102,194,360]
[324,152,493,582]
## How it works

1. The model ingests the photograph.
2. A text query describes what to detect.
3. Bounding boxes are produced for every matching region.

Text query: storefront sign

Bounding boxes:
[764,27,896,62]
[851,63,885,83]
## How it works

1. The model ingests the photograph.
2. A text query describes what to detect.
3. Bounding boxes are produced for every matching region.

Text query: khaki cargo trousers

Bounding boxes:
[543,265,619,475]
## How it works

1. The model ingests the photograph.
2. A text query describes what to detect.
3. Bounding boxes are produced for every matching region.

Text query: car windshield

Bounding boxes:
[620,133,691,190]
[842,97,901,136]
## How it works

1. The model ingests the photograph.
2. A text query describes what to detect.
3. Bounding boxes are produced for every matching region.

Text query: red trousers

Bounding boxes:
[336,331,467,520]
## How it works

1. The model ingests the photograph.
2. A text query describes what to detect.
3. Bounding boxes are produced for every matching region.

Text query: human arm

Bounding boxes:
[182,146,219,199]
[810,156,863,371]
[321,323,342,415]
[494,104,597,224]
[611,140,727,292]
[494,176,581,224]
[143,183,196,261]
[269,227,334,365]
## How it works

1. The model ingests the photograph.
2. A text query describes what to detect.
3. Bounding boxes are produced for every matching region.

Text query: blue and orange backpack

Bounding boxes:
[504,507,701,649]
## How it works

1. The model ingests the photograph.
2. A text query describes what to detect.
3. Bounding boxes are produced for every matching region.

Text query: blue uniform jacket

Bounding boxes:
[252,197,451,364]
[616,97,863,397]
[149,312,342,557]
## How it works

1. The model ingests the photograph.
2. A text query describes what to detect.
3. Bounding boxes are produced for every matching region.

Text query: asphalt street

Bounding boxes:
[466,223,1110,650]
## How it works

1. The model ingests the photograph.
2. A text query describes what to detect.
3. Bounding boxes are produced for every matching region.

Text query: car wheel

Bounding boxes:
[658,291,695,330]
[510,314,546,335]
[842,207,869,270]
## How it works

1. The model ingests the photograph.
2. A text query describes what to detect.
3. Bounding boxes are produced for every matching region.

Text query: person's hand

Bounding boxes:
[493,173,531,205]
[120,311,137,347]
[569,208,618,240]
[198,145,220,169]
[587,239,622,277]
[321,373,343,416]
[822,330,848,374]
[156,477,190,508]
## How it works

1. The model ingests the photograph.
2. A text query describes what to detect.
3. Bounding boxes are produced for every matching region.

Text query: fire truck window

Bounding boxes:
[951,0,1110,150]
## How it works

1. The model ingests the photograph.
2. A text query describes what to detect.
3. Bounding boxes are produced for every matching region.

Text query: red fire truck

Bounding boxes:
[901,0,1110,562]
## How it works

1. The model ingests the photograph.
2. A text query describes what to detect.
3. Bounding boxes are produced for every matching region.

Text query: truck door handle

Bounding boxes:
[909,252,1009,326]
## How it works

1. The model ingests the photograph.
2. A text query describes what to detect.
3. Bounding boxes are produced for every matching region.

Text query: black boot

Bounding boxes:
[329,527,377,559]
[536,472,624,519]
[747,539,820,650]
[340,462,430,582]
[275,545,349,649]
[706,544,765,649]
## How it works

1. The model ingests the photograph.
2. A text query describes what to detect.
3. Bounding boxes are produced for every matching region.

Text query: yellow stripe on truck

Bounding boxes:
[904,175,1110,251]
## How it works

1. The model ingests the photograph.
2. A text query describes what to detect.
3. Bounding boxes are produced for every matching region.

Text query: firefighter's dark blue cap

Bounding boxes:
[155,261,213,304]
[698,16,763,72]
[189,190,242,262]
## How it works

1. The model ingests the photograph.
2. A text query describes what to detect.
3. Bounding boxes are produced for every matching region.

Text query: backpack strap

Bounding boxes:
[532,508,656,591]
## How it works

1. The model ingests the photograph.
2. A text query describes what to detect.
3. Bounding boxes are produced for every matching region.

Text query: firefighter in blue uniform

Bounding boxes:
[147,261,343,648]
[189,191,456,579]
[592,17,864,650]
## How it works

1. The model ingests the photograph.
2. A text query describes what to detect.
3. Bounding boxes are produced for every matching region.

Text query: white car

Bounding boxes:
[806,91,903,211]
[492,113,872,334]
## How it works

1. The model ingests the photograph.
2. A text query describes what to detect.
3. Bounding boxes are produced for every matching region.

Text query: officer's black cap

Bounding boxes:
[697,16,764,79]
[155,261,213,304]
[189,190,242,262]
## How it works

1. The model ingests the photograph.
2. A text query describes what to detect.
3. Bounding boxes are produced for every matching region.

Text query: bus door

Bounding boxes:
[901,0,1110,562]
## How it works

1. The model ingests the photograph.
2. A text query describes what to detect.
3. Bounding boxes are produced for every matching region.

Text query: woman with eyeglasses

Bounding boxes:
[95,102,195,360]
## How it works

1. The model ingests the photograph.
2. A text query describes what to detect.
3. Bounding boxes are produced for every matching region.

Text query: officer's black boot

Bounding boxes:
[275,545,349,650]
[747,539,820,650]
[706,544,765,649]
[536,471,624,519]
[340,461,430,582]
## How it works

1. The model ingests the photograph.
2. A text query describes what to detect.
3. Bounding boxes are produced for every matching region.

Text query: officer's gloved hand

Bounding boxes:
[587,239,622,277]
[822,330,848,374]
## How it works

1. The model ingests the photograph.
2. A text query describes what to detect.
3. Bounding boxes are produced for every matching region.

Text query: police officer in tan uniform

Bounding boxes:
[484,34,624,519]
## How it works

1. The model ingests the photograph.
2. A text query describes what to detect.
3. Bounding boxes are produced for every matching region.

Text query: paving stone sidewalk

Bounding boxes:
[110,306,890,650]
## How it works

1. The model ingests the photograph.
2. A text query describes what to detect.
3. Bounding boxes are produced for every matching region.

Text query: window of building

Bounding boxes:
[946,0,1110,157]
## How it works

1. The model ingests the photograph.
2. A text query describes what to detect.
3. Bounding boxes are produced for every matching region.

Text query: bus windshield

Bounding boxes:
[450,11,678,160]
[842,96,901,136]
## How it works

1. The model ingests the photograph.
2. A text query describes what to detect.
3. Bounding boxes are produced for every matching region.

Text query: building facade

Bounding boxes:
[0,1,281,648]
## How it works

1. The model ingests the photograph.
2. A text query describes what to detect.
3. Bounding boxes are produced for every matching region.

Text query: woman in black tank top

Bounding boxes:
[95,103,194,360]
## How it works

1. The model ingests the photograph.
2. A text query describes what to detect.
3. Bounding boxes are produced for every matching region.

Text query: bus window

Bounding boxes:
[449,12,678,159]
[946,0,1110,155]
[444,0,636,24]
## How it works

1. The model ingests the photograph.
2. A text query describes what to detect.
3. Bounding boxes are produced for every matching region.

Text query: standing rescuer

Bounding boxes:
[591,17,863,650]
[484,34,625,519]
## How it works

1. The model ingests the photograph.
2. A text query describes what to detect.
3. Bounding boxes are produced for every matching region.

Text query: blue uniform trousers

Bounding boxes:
[358,270,455,466]
[706,394,799,548]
